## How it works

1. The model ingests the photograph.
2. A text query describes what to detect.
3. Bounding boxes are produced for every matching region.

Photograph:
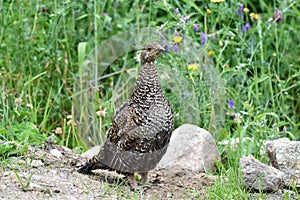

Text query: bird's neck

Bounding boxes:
[130,62,163,103]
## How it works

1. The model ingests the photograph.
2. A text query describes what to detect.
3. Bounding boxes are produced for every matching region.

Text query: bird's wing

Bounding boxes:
[106,101,145,151]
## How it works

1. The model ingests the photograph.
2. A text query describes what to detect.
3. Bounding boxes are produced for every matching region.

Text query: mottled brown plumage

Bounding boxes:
[77,42,174,189]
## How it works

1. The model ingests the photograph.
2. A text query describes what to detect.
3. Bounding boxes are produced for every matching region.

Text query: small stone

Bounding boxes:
[53,187,60,193]
[31,175,43,181]
[27,159,44,168]
[3,171,9,177]
[0,184,7,191]
[26,183,47,192]
[50,148,63,158]
[17,159,26,166]
[240,155,285,192]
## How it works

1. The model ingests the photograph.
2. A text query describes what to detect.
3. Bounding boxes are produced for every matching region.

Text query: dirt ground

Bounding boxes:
[0,145,298,200]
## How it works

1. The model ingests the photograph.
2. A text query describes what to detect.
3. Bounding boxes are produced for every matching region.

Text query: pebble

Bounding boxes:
[0,184,7,191]
[3,171,9,177]
[26,159,44,168]
[50,148,63,158]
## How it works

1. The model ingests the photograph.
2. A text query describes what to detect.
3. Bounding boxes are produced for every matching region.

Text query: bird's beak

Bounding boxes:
[159,46,165,52]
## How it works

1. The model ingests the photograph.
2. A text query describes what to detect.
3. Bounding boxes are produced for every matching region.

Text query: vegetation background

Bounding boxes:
[0,0,299,198]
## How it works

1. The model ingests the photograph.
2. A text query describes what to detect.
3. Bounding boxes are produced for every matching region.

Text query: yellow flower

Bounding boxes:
[250,13,259,21]
[174,36,182,43]
[272,53,277,57]
[208,50,213,56]
[187,64,198,71]
[243,8,249,13]
[210,0,225,2]
[230,36,235,40]
[206,9,212,14]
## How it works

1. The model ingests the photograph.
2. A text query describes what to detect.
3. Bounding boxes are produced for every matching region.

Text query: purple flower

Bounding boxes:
[236,4,244,19]
[193,24,199,32]
[173,44,179,53]
[228,99,234,108]
[175,8,179,15]
[165,43,170,52]
[102,12,108,16]
[242,23,250,34]
[273,8,282,23]
[200,32,207,47]
[180,16,187,23]
[211,34,217,40]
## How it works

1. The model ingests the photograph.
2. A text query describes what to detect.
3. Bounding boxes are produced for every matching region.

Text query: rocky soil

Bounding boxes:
[0,144,298,200]
[0,145,212,200]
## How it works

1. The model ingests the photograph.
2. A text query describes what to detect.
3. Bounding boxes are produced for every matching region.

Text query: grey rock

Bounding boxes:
[240,155,285,191]
[26,159,44,168]
[50,148,63,158]
[157,124,220,172]
[266,138,300,188]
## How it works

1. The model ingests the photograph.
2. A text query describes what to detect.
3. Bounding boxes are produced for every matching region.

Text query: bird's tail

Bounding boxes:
[77,156,109,174]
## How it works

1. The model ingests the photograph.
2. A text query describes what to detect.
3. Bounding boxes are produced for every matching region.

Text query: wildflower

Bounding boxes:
[200,32,207,47]
[233,113,242,124]
[250,13,260,21]
[187,64,198,71]
[173,44,179,53]
[97,106,107,117]
[66,114,73,119]
[55,127,63,135]
[211,34,217,40]
[180,16,188,23]
[26,103,33,109]
[243,7,249,13]
[272,8,282,23]
[242,23,250,34]
[173,31,182,43]
[228,99,234,108]
[175,8,179,15]
[67,119,74,126]
[272,53,277,57]
[102,12,108,16]
[96,109,107,117]
[236,4,244,19]
[206,9,212,14]
[174,35,182,43]
[210,0,225,2]
[230,36,235,40]
[193,24,199,32]
[165,43,170,53]
[208,50,213,56]
[14,97,23,105]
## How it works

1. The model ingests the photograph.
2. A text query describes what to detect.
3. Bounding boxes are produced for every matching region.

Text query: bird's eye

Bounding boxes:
[147,48,152,51]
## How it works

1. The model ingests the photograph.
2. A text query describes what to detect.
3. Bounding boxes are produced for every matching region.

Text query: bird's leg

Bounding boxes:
[124,173,138,190]
[140,172,148,185]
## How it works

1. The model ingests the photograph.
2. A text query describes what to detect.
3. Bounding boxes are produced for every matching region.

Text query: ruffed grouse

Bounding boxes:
[77,42,174,189]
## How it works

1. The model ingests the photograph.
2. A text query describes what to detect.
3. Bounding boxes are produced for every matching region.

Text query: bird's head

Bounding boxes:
[140,42,165,64]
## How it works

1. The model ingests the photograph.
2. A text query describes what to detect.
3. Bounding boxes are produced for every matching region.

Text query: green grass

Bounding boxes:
[0,0,300,198]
